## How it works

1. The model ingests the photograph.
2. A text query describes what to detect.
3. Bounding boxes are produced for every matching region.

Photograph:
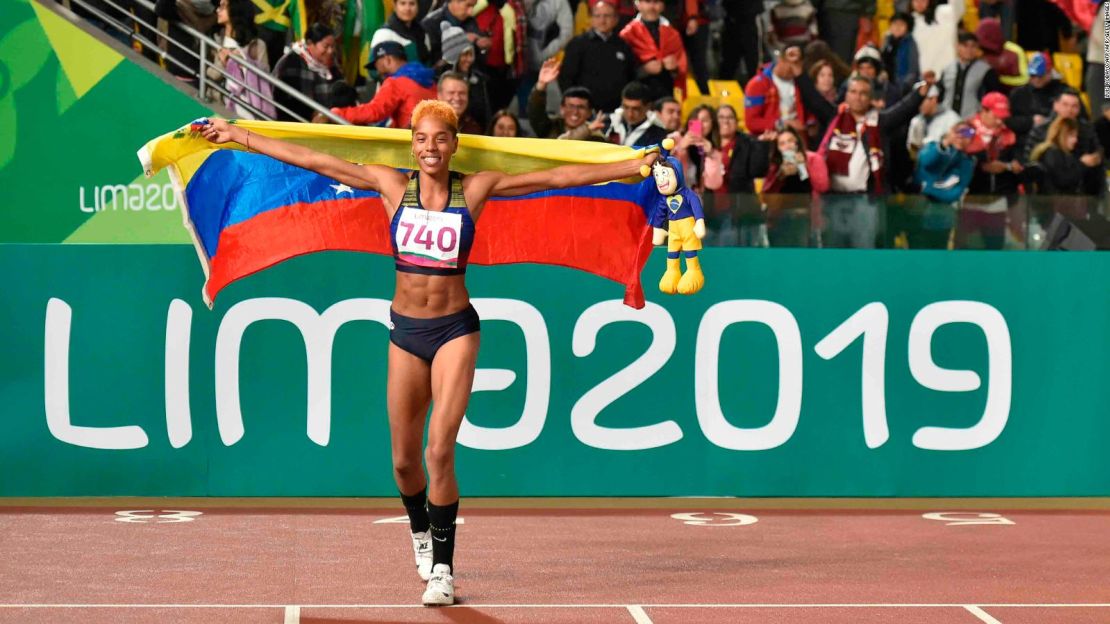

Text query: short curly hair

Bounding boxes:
[411,99,459,135]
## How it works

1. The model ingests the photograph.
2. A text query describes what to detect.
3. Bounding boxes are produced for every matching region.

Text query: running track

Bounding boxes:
[0,498,1107,623]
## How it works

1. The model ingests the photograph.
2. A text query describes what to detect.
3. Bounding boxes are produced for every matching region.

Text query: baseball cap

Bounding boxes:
[1028,52,1050,78]
[981,92,1011,119]
[367,41,405,67]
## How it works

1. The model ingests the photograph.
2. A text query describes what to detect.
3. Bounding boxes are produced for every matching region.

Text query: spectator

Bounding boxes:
[940,33,1002,119]
[842,48,899,109]
[964,92,1021,249]
[744,44,808,137]
[917,122,976,201]
[1020,89,1101,176]
[655,96,683,134]
[442,23,493,129]
[880,12,920,95]
[619,0,688,103]
[912,122,976,247]
[907,84,961,159]
[605,81,670,146]
[768,0,819,51]
[524,0,574,73]
[154,0,217,84]
[763,126,830,193]
[665,0,710,94]
[422,0,487,69]
[1009,53,1086,145]
[714,103,768,196]
[675,104,723,192]
[324,41,436,127]
[911,0,964,77]
[438,71,484,134]
[720,0,765,85]
[803,40,853,86]
[809,60,840,106]
[560,0,637,113]
[488,109,523,136]
[1029,117,1085,194]
[210,0,273,119]
[975,17,1027,92]
[370,0,431,64]
[816,76,929,247]
[818,0,875,67]
[529,60,605,140]
[273,24,341,122]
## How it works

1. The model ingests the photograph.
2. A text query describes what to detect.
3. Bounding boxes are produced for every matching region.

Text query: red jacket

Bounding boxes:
[333,73,436,128]
[743,63,809,135]
[619,17,688,97]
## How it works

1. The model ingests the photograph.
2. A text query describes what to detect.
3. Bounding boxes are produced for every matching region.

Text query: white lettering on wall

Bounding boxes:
[570,300,681,450]
[165,299,192,449]
[694,300,804,451]
[214,297,391,447]
[909,301,1012,451]
[457,299,551,450]
[78,183,178,213]
[43,298,150,449]
[814,302,890,448]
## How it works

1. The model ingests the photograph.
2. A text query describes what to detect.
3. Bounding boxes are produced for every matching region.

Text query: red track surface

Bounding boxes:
[1,505,1108,623]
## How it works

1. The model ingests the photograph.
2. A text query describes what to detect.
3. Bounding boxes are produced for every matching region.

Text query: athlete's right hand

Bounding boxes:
[200,118,237,145]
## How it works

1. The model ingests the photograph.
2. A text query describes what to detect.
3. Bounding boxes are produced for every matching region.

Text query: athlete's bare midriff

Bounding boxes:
[391,272,471,318]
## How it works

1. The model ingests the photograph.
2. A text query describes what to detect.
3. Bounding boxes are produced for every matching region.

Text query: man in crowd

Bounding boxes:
[559,0,637,113]
[963,91,1021,249]
[744,44,808,137]
[324,41,435,127]
[529,59,605,140]
[1009,53,1087,145]
[654,96,682,134]
[1021,88,1103,194]
[605,81,669,147]
[907,84,961,160]
[940,32,1002,118]
[817,75,930,247]
[438,71,484,134]
[619,0,688,103]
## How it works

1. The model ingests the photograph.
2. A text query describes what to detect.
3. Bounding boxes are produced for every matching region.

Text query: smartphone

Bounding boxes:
[688,119,703,137]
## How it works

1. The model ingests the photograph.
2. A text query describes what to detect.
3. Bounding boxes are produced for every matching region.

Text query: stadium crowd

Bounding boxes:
[116,0,1110,246]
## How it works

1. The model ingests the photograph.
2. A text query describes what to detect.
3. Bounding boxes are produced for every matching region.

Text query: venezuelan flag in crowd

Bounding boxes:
[139,120,658,309]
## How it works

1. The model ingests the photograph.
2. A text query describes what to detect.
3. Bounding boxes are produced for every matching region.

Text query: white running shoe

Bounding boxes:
[421,563,455,606]
[411,531,433,581]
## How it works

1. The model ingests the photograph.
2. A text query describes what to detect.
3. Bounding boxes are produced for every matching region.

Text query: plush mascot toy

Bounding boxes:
[641,140,706,295]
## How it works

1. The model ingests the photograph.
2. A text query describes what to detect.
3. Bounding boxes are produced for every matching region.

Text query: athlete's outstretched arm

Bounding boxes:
[200,119,402,193]
[472,150,659,199]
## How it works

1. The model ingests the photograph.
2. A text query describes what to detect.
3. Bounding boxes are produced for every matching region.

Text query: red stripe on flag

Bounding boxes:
[206,194,652,308]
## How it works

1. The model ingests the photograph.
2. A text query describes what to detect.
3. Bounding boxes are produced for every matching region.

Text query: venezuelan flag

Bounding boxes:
[138,120,659,309]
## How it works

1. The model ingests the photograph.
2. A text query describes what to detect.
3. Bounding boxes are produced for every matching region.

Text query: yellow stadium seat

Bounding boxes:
[574,0,589,36]
[1053,53,1083,89]
[877,0,893,19]
[686,77,702,98]
[707,79,744,113]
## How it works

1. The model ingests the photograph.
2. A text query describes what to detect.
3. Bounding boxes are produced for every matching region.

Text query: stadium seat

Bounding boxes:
[707,79,744,113]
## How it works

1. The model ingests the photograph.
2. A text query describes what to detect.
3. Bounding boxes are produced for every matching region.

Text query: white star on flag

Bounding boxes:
[330,183,354,196]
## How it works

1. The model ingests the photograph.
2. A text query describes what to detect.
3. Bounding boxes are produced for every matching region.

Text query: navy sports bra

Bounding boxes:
[389,171,475,276]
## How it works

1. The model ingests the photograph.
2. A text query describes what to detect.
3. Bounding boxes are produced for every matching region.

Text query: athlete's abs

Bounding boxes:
[392,272,471,318]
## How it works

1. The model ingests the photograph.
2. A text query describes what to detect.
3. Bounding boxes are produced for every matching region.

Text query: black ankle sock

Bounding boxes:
[399,488,430,534]
[427,499,459,571]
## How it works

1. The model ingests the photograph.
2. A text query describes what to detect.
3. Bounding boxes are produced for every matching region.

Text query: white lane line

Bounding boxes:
[283,605,300,624]
[627,605,653,623]
[0,603,1106,609]
[966,606,1003,623]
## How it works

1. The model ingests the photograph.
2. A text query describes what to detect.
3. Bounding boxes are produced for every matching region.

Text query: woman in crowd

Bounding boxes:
[272,24,341,121]
[487,109,523,137]
[1030,116,1084,194]
[210,0,273,119]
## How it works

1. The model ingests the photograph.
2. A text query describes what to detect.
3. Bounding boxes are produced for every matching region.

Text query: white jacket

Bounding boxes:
[912,0,965,77]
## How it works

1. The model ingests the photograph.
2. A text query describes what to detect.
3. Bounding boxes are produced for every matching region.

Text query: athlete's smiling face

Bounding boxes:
[412,118,458,175]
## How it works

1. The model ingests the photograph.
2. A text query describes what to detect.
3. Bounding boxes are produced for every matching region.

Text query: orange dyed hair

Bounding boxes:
[411,99,459,134]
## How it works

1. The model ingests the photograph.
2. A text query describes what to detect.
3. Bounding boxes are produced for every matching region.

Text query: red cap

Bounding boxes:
[981,92,1011,119]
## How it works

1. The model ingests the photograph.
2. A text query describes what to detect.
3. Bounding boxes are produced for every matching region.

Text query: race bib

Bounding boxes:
[395,209,463,269]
